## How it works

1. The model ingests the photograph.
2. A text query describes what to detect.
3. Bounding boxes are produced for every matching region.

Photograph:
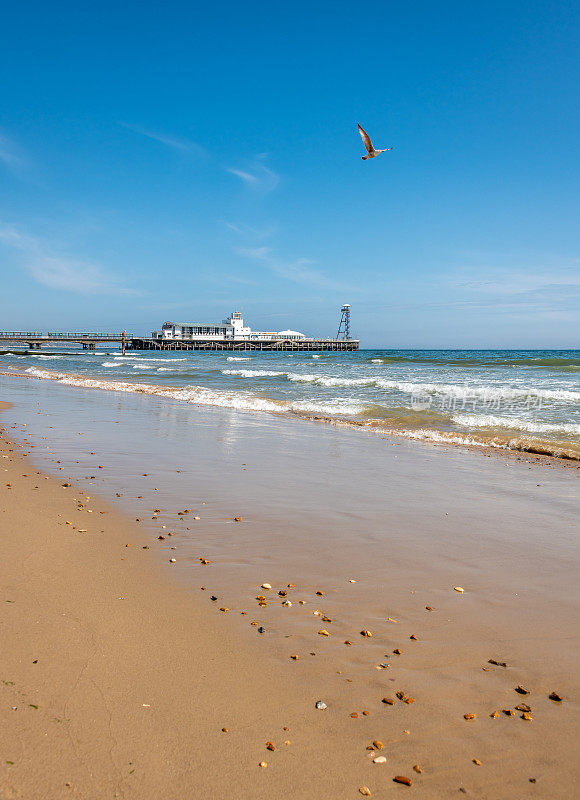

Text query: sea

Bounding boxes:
[1,348,579,460]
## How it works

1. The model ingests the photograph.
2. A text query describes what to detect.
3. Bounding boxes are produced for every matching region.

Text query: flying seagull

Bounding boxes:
[357,123,393,160]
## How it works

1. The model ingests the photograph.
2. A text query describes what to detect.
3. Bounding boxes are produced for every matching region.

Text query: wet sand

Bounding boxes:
[0,386,578,799]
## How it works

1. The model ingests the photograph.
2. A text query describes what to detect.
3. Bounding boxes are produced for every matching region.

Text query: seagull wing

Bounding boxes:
[358,123,375,154]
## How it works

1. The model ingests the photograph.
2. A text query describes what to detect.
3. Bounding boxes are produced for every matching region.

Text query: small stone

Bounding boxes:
[549,692,563,702]
[315,700,327,710]
[219,607,229,612]
[410,634,418,640]
[463,713,476,720]
[473,759,482,766]
[373,756,386,764]
[257,626,266,634]
[350,712,359,718]
[349,579,356,583]
[393,776,412,786]
[261,583,272,590]
[316,590,325,596]
[515,703,531,712]
[233,517,242,522]
[318,629,330,636]
[502,709,515,716]
[359,788,372,797]
[266,742,275,751]
[344,640,353,646]
[382,697,395,705]
[290,655,299,660]
[413,765,422,774]
[221,727,228,732]
[360,629,373,637]
[488,659,508,667]
[259,761,267,768]
[169,558,176,563]
[515,685,529,695]
[490,711,499,718]
[522,712,533,720]
[425,606,433,611]
[282,600,292,607]
[393,648,402,655]
[372,740,383,750]
[454,586,464,593]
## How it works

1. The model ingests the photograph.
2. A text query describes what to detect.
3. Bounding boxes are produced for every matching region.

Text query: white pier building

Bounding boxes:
[153,312,306,342]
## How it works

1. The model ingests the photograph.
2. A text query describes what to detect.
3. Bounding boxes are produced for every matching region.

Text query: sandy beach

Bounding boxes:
[1,388,578,799]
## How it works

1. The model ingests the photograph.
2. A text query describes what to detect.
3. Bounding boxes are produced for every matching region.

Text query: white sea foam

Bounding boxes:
[101,361,123,367]
[223,369,286,378]
[370,358,383,363]
[453,413,580,436]
[24,368,283,413]
[284,373,580,402]
[226,356,251,361]
[290,399,366,416]
[114,356,186,362]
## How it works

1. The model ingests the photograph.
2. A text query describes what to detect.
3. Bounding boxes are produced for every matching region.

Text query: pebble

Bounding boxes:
[473,758,482,766]
[257,626,266,634]
[382,697,395,705]
[169,558,176,563]
[393,776,412,786]
[372,740,383,750]
[261,583,272,590]
[515,685,530,695]
[315,700,327,710]
[463,713,476,720]
[413,765,422,774]
[454,586,465,593]
[266,742,275,751]
[549,692,563,702]
[282,600,292,607]
[373,756,386,764]
[359,788,372,797]
[259,761,267,768]
[318,629,330,636]
[360,629,372,637]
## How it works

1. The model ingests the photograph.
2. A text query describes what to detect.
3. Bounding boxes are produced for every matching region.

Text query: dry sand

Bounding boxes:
[0,399,578,799]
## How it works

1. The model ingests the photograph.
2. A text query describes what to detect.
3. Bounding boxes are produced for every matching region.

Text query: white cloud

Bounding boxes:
[225,159,279,192]
[0,224,138,296]
[0,130,25,176]
[120,123,206,156]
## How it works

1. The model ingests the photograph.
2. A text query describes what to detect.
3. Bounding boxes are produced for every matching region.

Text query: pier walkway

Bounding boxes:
[128,337,359,352]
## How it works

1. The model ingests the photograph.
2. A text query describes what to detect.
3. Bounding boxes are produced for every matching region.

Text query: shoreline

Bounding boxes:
[2,364,580,468]
[1,392,578,798]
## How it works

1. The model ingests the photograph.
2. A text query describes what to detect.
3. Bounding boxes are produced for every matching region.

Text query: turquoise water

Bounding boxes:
[2,348,579,458]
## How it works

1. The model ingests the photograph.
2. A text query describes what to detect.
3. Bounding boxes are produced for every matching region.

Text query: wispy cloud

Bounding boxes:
[235,244,355,291]
[0,224,139,296]
[0,130,26,176]
[225,155,279,192]
[120,122,206,156]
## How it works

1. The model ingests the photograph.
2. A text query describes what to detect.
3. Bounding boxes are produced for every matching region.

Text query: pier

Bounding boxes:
[0,332,130,353]
[127,337,359,352]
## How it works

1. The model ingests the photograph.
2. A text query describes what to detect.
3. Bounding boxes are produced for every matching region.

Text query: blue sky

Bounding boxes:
[0,0,579,347]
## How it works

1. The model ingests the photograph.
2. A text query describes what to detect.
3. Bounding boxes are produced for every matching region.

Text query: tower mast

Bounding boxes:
[337,304,351,340]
